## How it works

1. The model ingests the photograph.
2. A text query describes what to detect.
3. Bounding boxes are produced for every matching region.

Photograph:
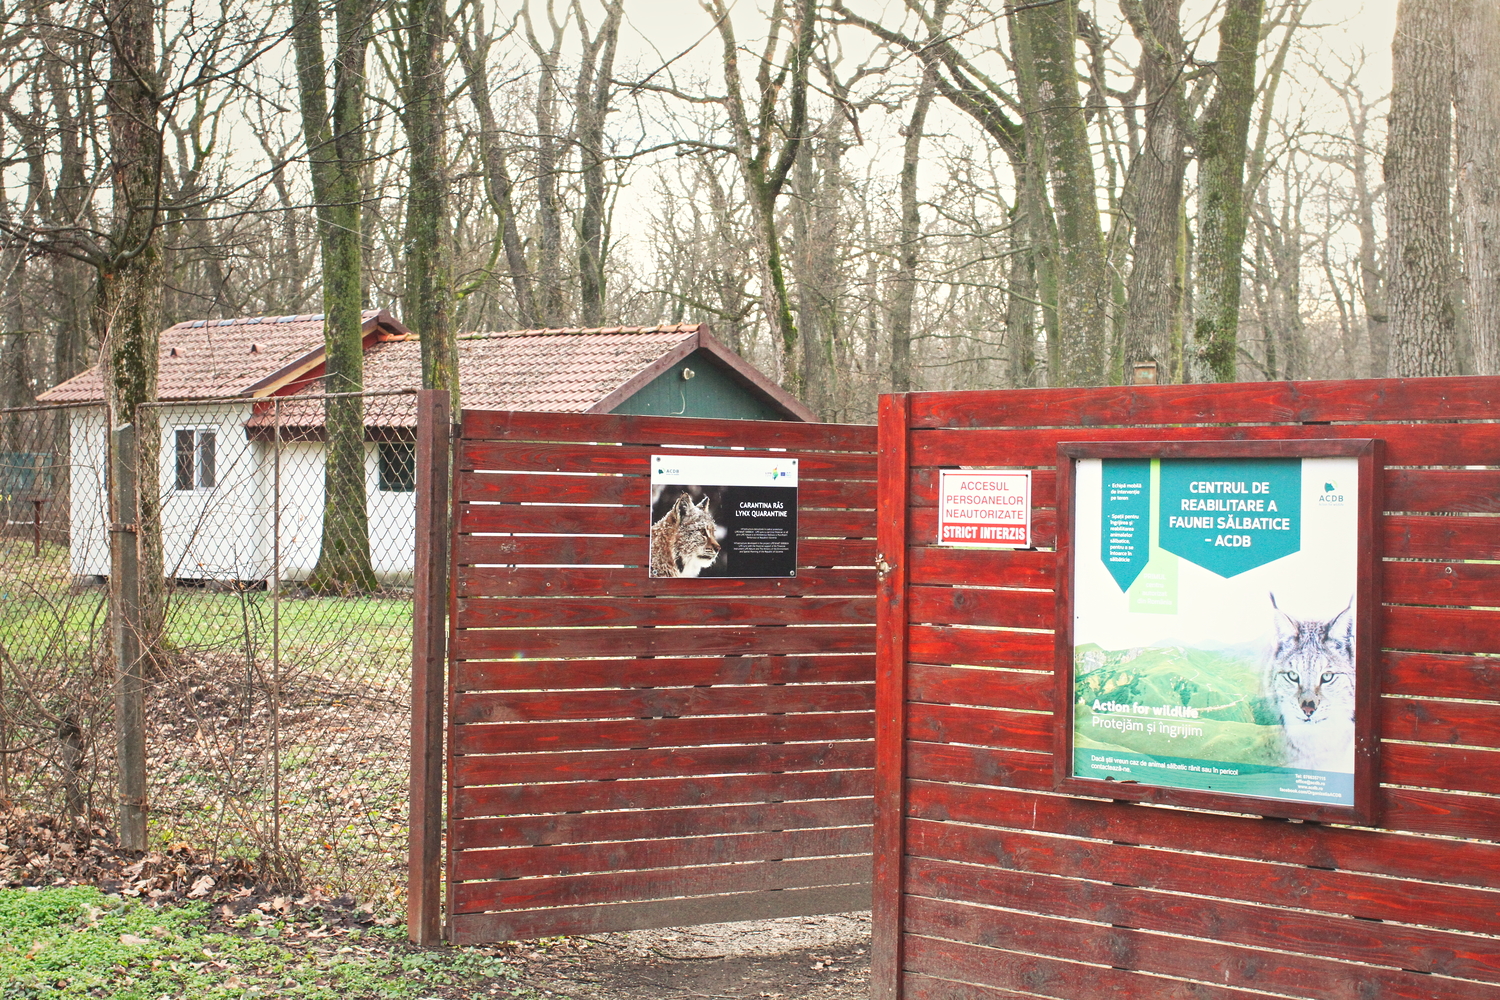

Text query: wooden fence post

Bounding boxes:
[111,422,146,851]
[872,393,911,1000]
[408,389,452,945]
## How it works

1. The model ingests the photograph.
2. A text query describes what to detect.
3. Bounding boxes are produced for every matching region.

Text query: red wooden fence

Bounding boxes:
[445,410,878,944]
[874,377,1500,1000]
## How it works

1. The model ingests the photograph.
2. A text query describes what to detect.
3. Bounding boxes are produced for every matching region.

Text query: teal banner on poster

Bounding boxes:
[1157,458,1301,578]
[1100,459,1151,592]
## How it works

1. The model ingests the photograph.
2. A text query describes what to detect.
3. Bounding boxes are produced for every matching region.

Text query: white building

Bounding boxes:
[37,313,810,585]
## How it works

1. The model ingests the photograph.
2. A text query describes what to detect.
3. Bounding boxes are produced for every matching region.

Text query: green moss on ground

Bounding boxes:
[0,886,524,999]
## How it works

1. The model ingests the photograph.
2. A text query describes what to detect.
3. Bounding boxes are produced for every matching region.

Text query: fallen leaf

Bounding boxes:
[119,934,151,947]
[187,875,215,898]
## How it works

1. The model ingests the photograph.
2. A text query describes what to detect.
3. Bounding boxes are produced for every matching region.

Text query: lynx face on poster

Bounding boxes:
[1069,455,1361,807]
[649,455,798,578]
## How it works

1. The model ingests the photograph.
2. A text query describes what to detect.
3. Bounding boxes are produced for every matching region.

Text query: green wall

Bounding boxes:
[608,349,790,420]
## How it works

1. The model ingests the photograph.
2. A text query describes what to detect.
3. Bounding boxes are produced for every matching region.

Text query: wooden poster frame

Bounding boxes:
[1052,438,1383,825]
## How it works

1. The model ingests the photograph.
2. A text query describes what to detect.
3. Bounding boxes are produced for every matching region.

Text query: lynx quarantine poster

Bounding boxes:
[1070,456,1360,807]
[649,455,798,578]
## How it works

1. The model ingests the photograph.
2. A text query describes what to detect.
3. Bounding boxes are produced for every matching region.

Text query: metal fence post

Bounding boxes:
[111,422,147,851]
[408,388,452,944]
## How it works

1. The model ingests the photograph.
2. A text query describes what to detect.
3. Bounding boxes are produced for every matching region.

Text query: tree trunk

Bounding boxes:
[403,0,457,399]
[294,0,377,594]
[1386,0,1459,376]
[525,7,568,327]
[1192,0,1263,382]
[1006,176,1039,388]
[1121,0,1188,375]
[454,12,537,327]
[576,1,623,328]
[888,2,946,394]
[102,0,166,681]
[1012,0,1108,386]
[1453,0,1500,374]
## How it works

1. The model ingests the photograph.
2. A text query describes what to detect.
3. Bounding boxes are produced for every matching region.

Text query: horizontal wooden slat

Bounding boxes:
[905,856,1500,986]
[455,533,873,566]
[1384,513,1500,561]
[454,854,869,913]
[453,796,872,849]
[461,408,877,452]
[904,930,1264,1000]
[903,972,1033,1000]
[453,825,873,882]
[1383,697,1500,749]
[906,662,1052,713]
[455,595,875,629]
[459,503,874,537]
[905,743,1053,791]
[452,739,874,786]
[457,565,876,599]
[453,711,872,754]
[907,546,1056,590]
[1385,650,1500,699]
[1384,741,1500,795]
[448,883,872,945]
[457,471,872,507]
[908,586,1053,630]
[1384,560,1500,607]
[1384,605,1500,654]
[904,818,1500,936]
[907,624,1053,670]
[905,780,1500,890]
[905,377,1500,428]
[1385,468,1500,513]
[451,623,874,661]
[904,894,1496,1000]
[910,423,1500,469]
[1380,786,1500,840]
[453,653,873,692]
[906,703,1052,753]
[452,682,872,725]
[458,440,874,479]
[453,768,873,818]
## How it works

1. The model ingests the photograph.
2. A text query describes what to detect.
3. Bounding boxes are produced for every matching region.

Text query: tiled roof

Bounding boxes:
[253,324,707,422]
[36,310,403,403]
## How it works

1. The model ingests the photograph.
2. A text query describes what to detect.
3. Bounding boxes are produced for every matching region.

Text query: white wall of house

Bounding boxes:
[68,409,111,578]
[67,407,416,585]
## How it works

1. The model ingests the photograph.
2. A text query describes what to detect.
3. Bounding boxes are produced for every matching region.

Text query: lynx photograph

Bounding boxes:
[1068,455,1362,808]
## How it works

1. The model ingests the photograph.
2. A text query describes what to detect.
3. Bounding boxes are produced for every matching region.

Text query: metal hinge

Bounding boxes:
[875,555,892,578]
[110,522,138,534]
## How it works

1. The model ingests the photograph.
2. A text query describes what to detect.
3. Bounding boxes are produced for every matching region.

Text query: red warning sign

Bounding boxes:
[938,470,1032,548]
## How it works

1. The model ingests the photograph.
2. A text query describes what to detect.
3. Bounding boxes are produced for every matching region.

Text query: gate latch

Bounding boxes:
[875,555,892,578]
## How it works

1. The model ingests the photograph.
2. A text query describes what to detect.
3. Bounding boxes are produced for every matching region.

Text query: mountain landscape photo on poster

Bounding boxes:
[649,454,798,578]
[1070,455,1360,807]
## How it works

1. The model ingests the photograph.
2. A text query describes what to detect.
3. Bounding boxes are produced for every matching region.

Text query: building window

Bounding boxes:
[378,441,415,492]
[174,429,216,490]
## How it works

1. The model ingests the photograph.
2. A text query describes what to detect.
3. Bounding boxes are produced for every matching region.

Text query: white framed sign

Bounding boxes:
[937,469,1032,548]
[649,454,798,578]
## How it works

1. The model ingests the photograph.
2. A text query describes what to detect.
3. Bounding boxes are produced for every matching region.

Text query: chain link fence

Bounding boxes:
[1,390,422,905]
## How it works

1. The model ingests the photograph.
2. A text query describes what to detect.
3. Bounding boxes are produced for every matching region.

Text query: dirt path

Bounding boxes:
[481,913,872,1000]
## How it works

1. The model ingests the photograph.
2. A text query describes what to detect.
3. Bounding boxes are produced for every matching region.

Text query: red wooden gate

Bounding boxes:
[442,410,878,944]
[874,378,1500,1000]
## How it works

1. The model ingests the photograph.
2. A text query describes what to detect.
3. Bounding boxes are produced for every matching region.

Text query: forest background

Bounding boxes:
[0,0,1496,425]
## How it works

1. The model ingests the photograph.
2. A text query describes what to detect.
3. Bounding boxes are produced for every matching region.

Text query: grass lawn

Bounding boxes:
[0,886,527,1000]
